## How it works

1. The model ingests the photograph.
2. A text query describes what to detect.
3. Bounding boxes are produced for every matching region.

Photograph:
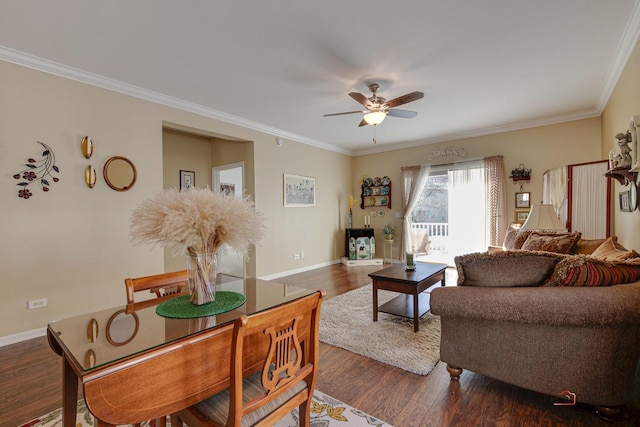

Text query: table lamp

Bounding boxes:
[520,204,567,232]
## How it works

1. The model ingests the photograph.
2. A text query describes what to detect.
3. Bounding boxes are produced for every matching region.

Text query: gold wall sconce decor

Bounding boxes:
[81,136,93,159]
[86,318,99,342]
[85,165,96,188]
[84,349,96,368]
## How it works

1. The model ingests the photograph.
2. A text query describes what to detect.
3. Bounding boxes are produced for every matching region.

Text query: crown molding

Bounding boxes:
[0,46,352,156]
[353,108,601,156]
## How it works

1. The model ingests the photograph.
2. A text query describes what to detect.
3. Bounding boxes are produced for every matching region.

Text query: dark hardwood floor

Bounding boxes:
[2,263,639,427]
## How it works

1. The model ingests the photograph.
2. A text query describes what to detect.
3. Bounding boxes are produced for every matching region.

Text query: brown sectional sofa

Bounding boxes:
[430,235,640,419]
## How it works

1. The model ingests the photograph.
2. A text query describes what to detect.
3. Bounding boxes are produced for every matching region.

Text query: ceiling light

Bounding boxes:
[363,111,386,126]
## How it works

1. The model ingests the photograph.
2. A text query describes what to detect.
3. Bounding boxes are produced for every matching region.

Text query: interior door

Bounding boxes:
[212,161,244,200]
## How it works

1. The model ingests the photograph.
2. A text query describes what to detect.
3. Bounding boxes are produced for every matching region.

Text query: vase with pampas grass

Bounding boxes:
[130,187,265,305]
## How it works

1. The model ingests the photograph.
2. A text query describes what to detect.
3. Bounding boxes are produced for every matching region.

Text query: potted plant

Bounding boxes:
[383,223,395,240]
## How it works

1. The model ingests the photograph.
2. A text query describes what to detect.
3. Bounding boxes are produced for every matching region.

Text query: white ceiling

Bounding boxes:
[1,1,640,155]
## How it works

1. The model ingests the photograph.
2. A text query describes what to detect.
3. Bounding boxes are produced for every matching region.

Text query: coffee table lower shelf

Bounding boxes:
[378,292,432,320]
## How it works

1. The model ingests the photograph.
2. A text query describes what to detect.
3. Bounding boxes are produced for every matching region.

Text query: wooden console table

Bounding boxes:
[369,263,447,332]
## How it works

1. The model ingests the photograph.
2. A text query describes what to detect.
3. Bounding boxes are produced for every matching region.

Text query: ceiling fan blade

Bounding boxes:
[387,109,418,119]
[358,118,368,127]
[385,91,424,108]
[323,110,365,117]
[349,92,373,108]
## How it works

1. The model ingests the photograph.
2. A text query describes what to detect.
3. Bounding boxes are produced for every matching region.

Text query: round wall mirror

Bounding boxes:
[103,156,137,191]
[105,309,139,346]
[629,181,638,211]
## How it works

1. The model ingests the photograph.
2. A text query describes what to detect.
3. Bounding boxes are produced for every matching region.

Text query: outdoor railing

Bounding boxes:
[411,222,449,252]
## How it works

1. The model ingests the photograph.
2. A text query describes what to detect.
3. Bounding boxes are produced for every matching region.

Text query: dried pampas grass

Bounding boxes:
[130,187,265,256]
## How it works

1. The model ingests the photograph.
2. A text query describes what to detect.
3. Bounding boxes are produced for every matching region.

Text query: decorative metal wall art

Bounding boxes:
[428,145,468,161]
[510,164,531,182]
[13,141,60,199]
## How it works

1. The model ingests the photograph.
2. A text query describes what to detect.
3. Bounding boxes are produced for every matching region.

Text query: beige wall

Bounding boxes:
[0,60,353,339]
[354,118,603,254]
[162,128,214,273]
[601,38,640,250]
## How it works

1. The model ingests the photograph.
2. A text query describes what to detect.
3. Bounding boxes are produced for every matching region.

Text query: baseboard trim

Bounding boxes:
[259,259,340,281]
[0,327,46,347]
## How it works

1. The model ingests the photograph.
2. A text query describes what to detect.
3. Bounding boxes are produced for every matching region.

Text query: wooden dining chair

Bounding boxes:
[124,269,189,306]
[171,290,325,427]
[123,270,190,427]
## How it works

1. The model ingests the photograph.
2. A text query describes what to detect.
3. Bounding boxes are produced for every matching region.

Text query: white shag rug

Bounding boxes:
[319,284,441,375]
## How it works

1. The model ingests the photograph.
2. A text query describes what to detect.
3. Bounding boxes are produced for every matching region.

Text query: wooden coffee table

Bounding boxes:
[369,262,447,332]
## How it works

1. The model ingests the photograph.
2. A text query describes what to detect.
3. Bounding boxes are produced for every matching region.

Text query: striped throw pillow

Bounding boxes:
[543,255,640,287]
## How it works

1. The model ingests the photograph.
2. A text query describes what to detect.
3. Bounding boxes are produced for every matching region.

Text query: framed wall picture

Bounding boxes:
[515,192,530,208]
[180,170,195,190]
[284,173,315,207]
[619,190,632,212]
[514,209,530,224]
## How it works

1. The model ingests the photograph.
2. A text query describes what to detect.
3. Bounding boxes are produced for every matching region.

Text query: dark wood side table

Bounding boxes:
[369,262,447,332]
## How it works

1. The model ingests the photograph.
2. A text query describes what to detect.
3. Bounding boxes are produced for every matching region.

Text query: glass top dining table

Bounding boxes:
[48,277,315,373]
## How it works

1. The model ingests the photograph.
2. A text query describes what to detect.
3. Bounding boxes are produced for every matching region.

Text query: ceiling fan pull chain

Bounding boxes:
[373,124,377,144]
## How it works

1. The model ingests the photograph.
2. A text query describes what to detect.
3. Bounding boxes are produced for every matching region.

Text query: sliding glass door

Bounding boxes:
[412,160,488,263]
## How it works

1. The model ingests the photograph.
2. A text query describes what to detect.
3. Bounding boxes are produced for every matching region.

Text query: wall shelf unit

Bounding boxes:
[361,176,391,209]
[605,167,638,186]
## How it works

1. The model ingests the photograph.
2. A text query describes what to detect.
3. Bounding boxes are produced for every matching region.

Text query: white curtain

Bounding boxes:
[401,165,430,259]
[447,160,486,256]
[543,166,568,226]
[570,162,608,239]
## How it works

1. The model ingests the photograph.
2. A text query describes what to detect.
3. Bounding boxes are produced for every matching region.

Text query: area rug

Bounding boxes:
[319,284,440,375]
[18,390,392,427]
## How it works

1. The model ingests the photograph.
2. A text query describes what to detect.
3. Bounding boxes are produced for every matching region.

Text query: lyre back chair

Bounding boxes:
[171,290,325,427]
[124,270,189,307]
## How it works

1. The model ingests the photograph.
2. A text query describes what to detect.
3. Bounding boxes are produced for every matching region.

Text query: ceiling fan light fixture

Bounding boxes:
[363,111,386,126]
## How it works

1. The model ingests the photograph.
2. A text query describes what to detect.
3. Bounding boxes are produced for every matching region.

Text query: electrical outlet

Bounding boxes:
[293,253,300,260]
[28,298,47,309]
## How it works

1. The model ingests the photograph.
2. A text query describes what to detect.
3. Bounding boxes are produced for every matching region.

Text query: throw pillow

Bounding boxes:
[573,238,608,255]
[590,237,639,261]
[520,231,581,254]
[543,255,640,287]
[502,228,532,250]
[455,251,565,287]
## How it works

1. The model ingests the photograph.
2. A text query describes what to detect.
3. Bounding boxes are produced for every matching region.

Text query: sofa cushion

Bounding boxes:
[520,231,581,254]
[455,251,564,287]
[590,237,639,261]
[543,255,640,287]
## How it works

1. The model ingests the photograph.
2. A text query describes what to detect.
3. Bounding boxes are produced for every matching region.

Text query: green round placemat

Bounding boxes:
[156,292,246,319]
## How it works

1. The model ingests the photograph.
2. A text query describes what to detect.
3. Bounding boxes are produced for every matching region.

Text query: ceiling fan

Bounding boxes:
[324,83,424,127]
